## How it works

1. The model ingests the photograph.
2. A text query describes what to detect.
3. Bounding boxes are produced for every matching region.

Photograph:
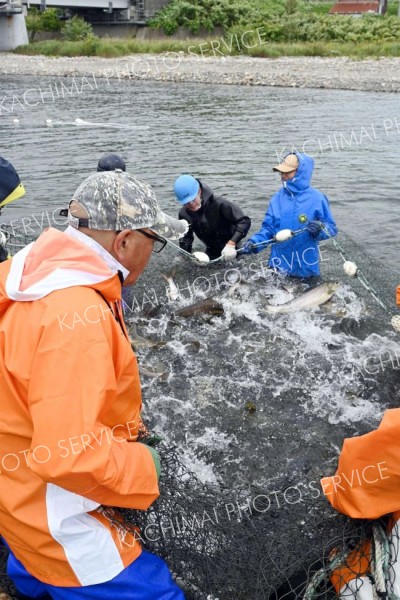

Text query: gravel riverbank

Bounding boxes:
[1,52,400,92]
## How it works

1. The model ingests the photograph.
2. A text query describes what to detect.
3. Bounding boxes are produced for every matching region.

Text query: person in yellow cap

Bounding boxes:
[0,157,26,263]
[241,152,337,278]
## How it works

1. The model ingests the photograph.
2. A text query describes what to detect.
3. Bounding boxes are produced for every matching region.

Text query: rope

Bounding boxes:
[303,548,352,600]
[303,522,397,600]
[372,523,390,595]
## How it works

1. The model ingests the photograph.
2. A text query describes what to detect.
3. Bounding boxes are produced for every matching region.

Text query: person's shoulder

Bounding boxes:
[214,194,231,205]
[214,191,240,209]
[48,285,100,310]
[40,286,118,339]
[42,285,104,316]
[0,256,12,276]
[269,188,284,203]
[307,186,328,201]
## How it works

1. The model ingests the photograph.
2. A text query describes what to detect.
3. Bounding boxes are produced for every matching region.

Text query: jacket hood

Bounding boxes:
[198,180,214,207]
[0,228,122,317]
[284,153,314,195]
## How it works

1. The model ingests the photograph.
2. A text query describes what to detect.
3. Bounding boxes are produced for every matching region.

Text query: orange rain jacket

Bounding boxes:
[321,408,400,595]
[0,228,159,587]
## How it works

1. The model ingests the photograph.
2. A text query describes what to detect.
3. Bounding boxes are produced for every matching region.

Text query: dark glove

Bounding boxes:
[146,445,161,480]
[180,241,192,254]
[146,433,163,447]
[307,221,322,239]
[0,246,8,263]
[240,241,256,255]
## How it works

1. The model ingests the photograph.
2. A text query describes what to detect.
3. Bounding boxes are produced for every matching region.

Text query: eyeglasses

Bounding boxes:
[137,229,167,253]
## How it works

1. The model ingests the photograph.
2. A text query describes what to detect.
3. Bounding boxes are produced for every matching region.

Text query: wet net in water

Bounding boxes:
[318,231,398,326]
[1,224,399,323]
[0,441,397,600]
[113,442,398,600]
[0,224,399,599]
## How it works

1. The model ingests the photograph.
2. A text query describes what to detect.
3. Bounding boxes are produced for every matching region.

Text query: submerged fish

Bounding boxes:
[175,297,224,318]
[261,281,340,314]
[162,272,180,302]
[139,362,169,381]
[128,324,166,349]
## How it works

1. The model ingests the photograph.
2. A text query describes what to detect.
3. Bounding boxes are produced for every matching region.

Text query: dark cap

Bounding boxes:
[97,154,126,172]
[68,170,188,240]
[0,157,25,209]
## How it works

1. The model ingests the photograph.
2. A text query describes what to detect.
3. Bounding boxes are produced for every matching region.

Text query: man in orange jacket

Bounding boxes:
[321,408,400,597]
[0,171,188,599]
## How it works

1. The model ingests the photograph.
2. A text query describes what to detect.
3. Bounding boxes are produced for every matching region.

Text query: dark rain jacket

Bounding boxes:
[178,181,251,259]
[248,153,337,277]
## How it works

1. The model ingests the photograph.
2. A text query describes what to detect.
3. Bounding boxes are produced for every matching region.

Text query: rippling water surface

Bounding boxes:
[2,72,400,456]
[1,75,400,267]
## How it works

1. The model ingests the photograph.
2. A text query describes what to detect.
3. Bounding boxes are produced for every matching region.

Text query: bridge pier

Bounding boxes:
[0,3,29,52]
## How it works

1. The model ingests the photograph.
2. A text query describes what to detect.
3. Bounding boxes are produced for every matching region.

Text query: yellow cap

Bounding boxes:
[0,183,25,209]
[273,154,299,173]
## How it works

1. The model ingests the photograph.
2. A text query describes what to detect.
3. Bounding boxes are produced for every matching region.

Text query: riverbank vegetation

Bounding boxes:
[17,0,400,58]
[149,0,333,34]
[25,9,95,42]
[16,37,400,59]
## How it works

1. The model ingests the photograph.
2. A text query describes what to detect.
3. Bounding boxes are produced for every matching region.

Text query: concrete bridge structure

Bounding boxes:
[22,0,169,24]
[0,0,29,51]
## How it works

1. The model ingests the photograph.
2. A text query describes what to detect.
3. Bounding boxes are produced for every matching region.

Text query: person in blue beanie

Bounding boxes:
[0,156,26,263]
[97,153,126,172]
[241,153,337,278]
[0,156,25,213]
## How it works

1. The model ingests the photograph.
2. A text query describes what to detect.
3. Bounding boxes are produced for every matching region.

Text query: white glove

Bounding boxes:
[0,231,7,248]
[221,244,237,261]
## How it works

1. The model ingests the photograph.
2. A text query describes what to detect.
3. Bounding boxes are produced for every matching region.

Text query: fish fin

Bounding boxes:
[161,268,177,281]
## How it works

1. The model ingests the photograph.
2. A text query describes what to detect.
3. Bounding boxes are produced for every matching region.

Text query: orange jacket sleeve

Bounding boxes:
[26,291,159,510]
[321,408,400,519]
[397,285,400,306]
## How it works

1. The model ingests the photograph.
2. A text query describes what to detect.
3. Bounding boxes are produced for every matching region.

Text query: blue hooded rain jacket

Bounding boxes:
[248,153,337,278]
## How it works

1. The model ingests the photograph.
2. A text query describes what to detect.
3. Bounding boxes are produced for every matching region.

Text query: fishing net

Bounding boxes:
[0,451,397,600]
[113,439,398,600]
[0,223,42,257]
[1,221,399,319]
[0,221,399,599]
[0,443,395,600]
[318,231,398,324]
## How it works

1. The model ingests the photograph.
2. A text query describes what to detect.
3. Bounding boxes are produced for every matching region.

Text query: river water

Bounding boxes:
[1,75,400,598]
[1,75,400,267]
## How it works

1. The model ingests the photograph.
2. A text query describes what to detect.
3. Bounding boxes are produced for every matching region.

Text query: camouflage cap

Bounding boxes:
[68,170,188,240]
